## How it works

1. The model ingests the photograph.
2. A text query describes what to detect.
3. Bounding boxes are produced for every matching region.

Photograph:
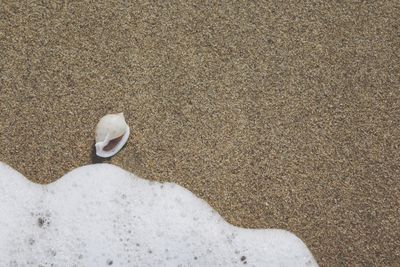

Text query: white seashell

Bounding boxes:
[95,113,130,158]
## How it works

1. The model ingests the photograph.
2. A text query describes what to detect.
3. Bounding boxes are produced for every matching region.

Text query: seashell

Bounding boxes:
[95,113,130,158]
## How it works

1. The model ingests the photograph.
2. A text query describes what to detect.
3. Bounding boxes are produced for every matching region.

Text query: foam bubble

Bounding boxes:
[0,162,318,266]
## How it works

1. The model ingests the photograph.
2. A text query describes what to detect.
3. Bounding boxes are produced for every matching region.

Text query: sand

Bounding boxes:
[0,1,399,266]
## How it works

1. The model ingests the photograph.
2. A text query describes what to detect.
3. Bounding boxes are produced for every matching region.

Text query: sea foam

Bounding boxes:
[0,162,317,266]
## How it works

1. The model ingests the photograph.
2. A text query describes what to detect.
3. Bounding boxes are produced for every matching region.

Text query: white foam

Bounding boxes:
[0,162,318,266]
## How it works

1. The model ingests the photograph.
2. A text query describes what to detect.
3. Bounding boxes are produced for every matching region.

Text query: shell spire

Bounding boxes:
[95,113,130,158]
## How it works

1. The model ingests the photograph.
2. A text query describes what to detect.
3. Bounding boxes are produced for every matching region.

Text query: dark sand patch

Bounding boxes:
[1,1,399,265]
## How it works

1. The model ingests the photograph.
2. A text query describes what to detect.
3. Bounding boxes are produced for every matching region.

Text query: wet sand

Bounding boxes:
[1,1,399,265]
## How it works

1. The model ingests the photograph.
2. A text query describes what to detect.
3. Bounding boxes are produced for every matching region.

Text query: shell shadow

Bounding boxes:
[90,141,111,164]
[90,141,129,164]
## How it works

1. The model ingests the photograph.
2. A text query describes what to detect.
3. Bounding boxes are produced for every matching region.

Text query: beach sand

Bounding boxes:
[1,1,399,265]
